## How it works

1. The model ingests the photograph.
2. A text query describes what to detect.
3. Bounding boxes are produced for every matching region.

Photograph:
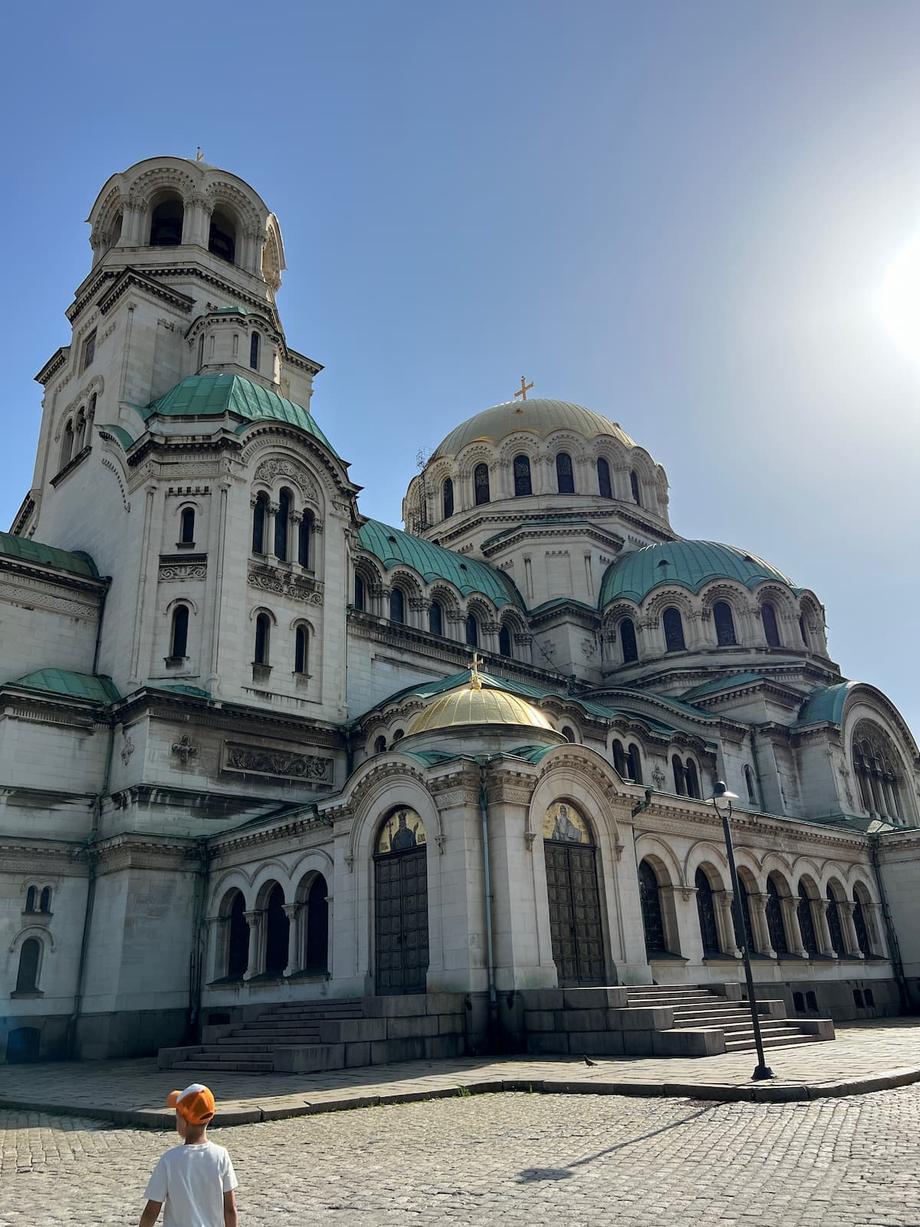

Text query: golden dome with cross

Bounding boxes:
[405,656,553,735]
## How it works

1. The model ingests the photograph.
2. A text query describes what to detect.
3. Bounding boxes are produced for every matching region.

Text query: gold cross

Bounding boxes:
[514,375,533,402]
[470,651,483,690]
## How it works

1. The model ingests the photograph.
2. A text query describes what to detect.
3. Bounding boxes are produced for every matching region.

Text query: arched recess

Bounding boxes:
[796,876,821,958]
[294,864,332,975]
[374,806,429,994]
[694,864,722,957]
[852,881,876,957]
[256,880,289,977]
[218,887,250,979]
[149,191,184,246]
[542,799,605,985]
[824,878,847,957]
[765,871,791,956]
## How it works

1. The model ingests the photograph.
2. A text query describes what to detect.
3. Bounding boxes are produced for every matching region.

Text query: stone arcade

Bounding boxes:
[2,156,919,1068]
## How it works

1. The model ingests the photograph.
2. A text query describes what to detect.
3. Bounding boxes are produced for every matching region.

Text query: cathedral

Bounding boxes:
[2,155,919,1069]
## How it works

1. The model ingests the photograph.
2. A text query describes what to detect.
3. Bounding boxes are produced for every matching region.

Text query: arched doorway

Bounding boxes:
[374,808,429,994]
[305,874,329,973]
[264,883,289,976]
[543,801,605,985]
[695,867,720,957]
[226,891,249,978]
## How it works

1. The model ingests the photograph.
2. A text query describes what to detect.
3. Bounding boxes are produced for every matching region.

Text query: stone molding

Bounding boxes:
[221,741,333,784]
[247,561,323,605]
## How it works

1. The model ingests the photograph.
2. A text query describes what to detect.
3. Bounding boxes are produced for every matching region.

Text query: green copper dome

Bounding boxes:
[433,399,635,458]
[142,374,338,456]
[600,540,795,607]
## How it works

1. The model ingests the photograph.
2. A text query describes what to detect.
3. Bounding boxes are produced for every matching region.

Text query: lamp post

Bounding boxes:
[710,781,775,1081]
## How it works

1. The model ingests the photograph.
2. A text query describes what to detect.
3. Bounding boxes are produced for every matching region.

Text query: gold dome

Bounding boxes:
[405,682,553,735]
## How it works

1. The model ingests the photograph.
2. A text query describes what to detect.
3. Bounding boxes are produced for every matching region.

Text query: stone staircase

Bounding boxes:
[626,984,834,1054]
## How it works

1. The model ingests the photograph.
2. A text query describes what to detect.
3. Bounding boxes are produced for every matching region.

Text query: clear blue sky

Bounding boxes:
[1,1,919,733]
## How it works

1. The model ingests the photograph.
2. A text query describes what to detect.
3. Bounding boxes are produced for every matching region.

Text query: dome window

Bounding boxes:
[354,573,366,610]
[630,469,642,505]
[298,511,313,568]
[274,488,292,561]
[555,452,575,494]
[761,602,781,648]
[597,457,612,499]
[465,612,479,647]
[250,332,261,371]
[442,477,454,519]
[619,617,638,664]
[713,601,737,647]
[428,600,444,637]
[252,492,269,554]
[149,194,184,247]
[498,623,512,657]
[389,587,405,625]
[474,463,490,505]
[513,454,532,497]
[662,607,686,653]
[208,207,237,263]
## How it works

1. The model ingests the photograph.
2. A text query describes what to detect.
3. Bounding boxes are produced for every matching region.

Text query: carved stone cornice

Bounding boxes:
[248,560,323,605]
[208,809,330,856]
[221,741,334,785]
[89,833,204,875]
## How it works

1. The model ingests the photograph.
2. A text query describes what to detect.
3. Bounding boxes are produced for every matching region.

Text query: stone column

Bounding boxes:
[267,503,280,560]
[714,890,742,957]
[283,904,301,976]
[838,901,864,959]
[746,893,776,958]
[208,916,227,981]
[242,910,263,980]
[813,898,837,958]
[779,895,808,958]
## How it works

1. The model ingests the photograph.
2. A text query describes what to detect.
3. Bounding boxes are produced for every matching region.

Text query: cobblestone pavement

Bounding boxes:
[1,1021,918,1125]
[3,1086,920,1225]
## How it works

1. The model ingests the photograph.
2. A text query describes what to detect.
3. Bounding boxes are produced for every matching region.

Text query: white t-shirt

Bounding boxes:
[144,1140,238,1227]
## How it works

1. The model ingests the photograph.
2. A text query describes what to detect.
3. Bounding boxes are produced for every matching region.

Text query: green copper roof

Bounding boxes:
[358,519,523,608]
[0,531,98,578]
[600,540,795,607]
[795,682,855,728]
[7,669,119,704]
[143,374,338,456]
[433,399,636,458]
[98,424,136,450]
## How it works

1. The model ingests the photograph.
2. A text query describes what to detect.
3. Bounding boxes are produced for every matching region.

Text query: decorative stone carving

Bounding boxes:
[247,562,323,605]
[222,742,333,783]
[120,733,135,766]
[171,735,199,765]
[254,457,320,503]
[159,560,207,582]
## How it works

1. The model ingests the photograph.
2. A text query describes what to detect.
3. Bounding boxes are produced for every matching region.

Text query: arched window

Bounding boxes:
[428,600,444,637]
[374,735,387,754]
[797,883,819,957]
[465,612,479,647]
[354,573,366,611]
[274,487,292,561]
[24,886,36,913]
[149,195,184,246]
[672,754,686,795]
[474,463,490,505]
[826,886,845,957]
[619,617,638,663]
[799,615,809,647]
[442,477,454,519]
[208,207,236,263]
[61,420,74,468]
[498,623,512,656]
[254,612,271,665]
[555,452,575,494]
[264,884,289,976]
[695,868,720,956]
[734,876,756,952]
[630,469,642,505]
[39,887,52,914]
[685,758,701,799]
[513,454,532,496]
[662,607,686,652]
[744,764,758,807]
[179,507,195,545]
[627,744,643,784]
[170,605,189,659]
[227,891,249,978]
[612,740,627,776]
[853,887,872,957]
[853,722,905,821]
[252,492,269,553]
[761,602,781,647]
[597,457,612,499]
[74,410,86,452]
[298,511,313,568]
[15,939,41,994]
[393,729,404,742]
[713,601,737,646]
[294,625,308,675]
[250,331,261,371]
[304,874,329,973]
[638,860,667,955]
[560,726,576,743]
[389,587,405,624]
[765,875,789,956]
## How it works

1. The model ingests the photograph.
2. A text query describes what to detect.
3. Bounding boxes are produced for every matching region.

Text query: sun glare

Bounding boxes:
[878,230,920,362]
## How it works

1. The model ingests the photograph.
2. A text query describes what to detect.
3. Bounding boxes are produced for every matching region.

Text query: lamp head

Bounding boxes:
[710,780,740,804]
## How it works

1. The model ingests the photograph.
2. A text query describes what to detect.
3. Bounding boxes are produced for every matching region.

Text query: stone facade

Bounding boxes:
[1,155,918,1064]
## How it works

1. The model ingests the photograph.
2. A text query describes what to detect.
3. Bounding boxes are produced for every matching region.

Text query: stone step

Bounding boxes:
[174,1060,276,1072]
[670,1010,759,1025]
[724,1034,818,1053]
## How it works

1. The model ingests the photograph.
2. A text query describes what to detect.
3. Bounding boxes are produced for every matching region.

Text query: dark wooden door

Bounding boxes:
[545,842,605,985]
[375,846,429,993]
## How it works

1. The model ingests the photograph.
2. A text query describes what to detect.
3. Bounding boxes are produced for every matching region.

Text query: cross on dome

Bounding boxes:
[513,376,533,403]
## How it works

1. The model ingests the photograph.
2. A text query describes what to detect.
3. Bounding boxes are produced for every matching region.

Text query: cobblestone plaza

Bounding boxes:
[3,1087,920,1225]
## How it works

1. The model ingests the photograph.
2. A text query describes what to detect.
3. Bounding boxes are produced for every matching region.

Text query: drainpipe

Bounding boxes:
[188,842,210,1038]
[476,760,498,1037]
[868,834,911,1012]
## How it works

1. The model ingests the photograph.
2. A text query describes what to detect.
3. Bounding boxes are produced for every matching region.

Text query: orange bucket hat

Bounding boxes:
[166,1083,216,1125]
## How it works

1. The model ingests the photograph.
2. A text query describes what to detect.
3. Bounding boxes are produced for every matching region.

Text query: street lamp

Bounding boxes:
[709,781,775,1081]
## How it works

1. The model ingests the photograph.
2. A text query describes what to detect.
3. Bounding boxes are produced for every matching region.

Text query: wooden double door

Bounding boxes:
[374,845,429,994]
[545,839,606,985]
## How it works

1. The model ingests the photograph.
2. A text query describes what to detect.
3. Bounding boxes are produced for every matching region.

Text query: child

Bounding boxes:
[139,1083,239,1227]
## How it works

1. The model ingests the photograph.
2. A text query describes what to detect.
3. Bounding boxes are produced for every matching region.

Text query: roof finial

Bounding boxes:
[195,146,205,163]
[470,651,483,691]
[513,375,533,404]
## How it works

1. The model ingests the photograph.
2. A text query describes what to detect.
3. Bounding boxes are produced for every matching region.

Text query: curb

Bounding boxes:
[2,1064,919,1128]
